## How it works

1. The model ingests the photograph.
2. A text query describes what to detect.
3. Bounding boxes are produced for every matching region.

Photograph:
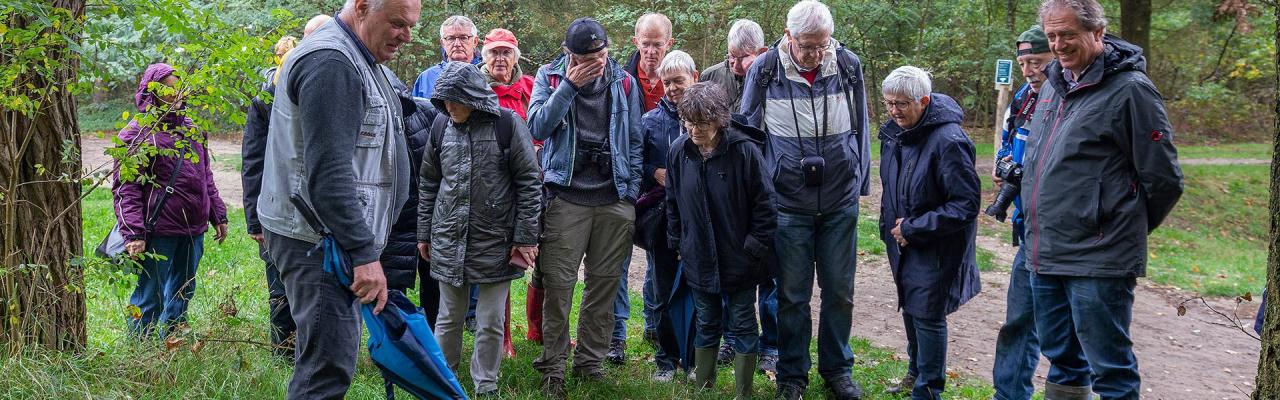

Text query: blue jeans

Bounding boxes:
[1032,273,1139,399]
[903,313,947,400]
[722,280,779,356]
[128,234,204,337]
[612,252,644,341]
[992,247,1038,400]
[774,205,859,387]
[692,288,759,354]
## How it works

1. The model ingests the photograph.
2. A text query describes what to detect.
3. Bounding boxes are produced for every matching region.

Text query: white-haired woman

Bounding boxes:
[877,66,982,400]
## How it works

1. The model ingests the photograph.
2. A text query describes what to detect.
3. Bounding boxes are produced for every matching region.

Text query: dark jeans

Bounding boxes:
[416,259,440,328]
[264,230,360,400]
[903,313,947,400]
[649,247,683,371]
[1033,273,1139,399]
[612,252,638,341]
[128,234,203,338]
[722,279,779,356]
[692,287,759,354]
[774,205,859,388]
[260,242,297,358]
[992,247,1038,400]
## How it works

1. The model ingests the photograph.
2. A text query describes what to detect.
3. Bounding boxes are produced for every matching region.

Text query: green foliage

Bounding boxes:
[1147,164,1270,297]
[0,3,80,118]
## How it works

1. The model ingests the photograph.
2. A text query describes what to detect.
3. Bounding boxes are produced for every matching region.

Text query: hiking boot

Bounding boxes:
[757,353,778,374]
[606,339,627,365]
[652,367,677,383]
[572,367,607,382]
[884,373,916,396]
[475,388,500,398]
[464,315,477,333]
[694,347,719,389]
[775,382,804,400]
[824,375,864,400]
[716,342,734,365]
[540,376,566,400]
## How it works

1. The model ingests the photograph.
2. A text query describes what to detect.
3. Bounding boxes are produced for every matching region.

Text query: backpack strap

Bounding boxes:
[144,144,189,232]
[754,48,781,134]
[429,113,449,155]
[833,47,863,142]
[495,108,514,151]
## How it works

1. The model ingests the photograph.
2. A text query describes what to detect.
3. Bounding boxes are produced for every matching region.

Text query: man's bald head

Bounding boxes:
[634,13,672,39]
[304,14,333,37]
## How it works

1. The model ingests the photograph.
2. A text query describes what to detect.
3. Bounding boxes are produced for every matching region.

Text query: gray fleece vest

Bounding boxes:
[257,19,407,249]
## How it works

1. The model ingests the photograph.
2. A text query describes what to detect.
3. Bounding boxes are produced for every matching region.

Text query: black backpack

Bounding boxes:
[429,108,517,157]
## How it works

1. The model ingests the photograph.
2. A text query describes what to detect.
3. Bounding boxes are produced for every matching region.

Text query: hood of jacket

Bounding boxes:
[1045,34,1146,95]
[430,61,503,119]
[879,93,965,145]
[134,63,177,113]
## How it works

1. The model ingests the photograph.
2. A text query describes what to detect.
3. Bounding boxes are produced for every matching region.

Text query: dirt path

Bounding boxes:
[82,134,245,207]
[83,135,1262,398]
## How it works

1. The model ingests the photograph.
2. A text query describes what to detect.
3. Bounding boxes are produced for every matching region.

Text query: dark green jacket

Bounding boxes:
[418,62,543,286]
[699,60,743,111]
[1021,35,1183,278]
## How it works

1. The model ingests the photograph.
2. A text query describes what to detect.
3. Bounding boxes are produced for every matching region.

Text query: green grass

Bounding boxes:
[976,248,1000,272]
[1178,142,1272,160]
[78,98,134,134]
[0,187,996,399]
[1147,164,1269,297]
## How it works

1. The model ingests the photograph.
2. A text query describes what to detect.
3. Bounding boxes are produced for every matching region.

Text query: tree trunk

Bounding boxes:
[1253,2,1280,397]
[0,0,87,354]
[1120,0,1153,60]
[1007,0,1017,33]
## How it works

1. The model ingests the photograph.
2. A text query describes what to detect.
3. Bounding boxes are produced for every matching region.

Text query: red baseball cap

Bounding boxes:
[482,28,519,52]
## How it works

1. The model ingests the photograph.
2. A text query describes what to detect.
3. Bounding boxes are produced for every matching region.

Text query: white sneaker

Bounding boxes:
[652,368,676,383]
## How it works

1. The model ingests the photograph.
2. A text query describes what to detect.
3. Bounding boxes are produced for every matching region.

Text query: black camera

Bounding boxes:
[576,140,613,176]
[984,159,1024,222]
[801,155,825,187]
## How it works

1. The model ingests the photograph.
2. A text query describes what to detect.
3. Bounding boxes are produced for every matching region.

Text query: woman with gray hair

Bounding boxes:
[665,82,777,399]
[876,65,982,400]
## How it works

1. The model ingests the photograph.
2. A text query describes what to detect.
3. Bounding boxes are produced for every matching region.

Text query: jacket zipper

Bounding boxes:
[1028,81,1096,271]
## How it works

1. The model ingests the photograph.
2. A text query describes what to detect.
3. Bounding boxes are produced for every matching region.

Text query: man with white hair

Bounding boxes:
[701,19,768,111]
[1022,1,1182,398]
[412,15,481,99]
[877,65,982,400]
[608,11,676,365]
[256,0,419,397]
[738,1,871,399]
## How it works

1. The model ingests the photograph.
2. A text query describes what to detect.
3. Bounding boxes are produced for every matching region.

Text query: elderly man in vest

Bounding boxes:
[256,0,418,398]
[739,1,871,399]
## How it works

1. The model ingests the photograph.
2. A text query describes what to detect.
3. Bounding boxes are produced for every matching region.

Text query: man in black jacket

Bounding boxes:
[1021,2,1183,399]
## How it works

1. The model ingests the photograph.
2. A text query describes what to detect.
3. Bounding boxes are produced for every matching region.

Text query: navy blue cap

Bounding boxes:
[563,17,609,55]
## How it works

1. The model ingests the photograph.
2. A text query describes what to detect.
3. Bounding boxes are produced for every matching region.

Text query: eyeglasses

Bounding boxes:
[443,35,474,43]
[726,52,753,64]
[792,42,830,54]
[883,100,914,110]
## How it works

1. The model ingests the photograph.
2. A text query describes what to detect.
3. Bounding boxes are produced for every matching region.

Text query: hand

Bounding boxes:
[891,218,908,248]
[513,245,539,269]
[566,56,605,88]
[993,156,1012,185]
[653,168,668,187]
[249,232,264,244]
[417,242,431,261]
[213,223,229,244]
[351,261,389,314]
[125,240,147,257]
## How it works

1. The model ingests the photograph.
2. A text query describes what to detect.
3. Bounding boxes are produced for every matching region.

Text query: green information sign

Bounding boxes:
[995,59,1014,85]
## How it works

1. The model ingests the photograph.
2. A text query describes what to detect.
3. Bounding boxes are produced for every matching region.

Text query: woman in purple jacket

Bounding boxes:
[112,63,229,338]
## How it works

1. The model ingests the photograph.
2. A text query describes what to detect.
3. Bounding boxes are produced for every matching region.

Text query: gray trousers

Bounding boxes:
[437,280,511,393]
[263,230,359,400]
[532,198,634,378]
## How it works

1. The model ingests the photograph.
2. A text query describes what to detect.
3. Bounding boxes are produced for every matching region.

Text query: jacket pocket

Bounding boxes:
[357,104,388,148]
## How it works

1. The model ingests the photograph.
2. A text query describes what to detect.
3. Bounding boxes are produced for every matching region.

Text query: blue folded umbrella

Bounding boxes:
[668,261,696,372]
[294,195,468,400]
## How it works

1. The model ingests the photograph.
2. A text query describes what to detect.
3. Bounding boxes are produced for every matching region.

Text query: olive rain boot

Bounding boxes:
[1044,382,1093,400]
[733,353,757,400]
[694,347,719,389]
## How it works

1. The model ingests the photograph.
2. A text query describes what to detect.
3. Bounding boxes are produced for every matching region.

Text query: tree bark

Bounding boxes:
[1007,0,1017,33]
[0,0,87,354]
[1120,0,1153,60]
[1253,2,1280,398]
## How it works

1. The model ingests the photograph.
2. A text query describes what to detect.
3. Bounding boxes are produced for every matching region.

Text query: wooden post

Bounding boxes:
[994,83,1012,153]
